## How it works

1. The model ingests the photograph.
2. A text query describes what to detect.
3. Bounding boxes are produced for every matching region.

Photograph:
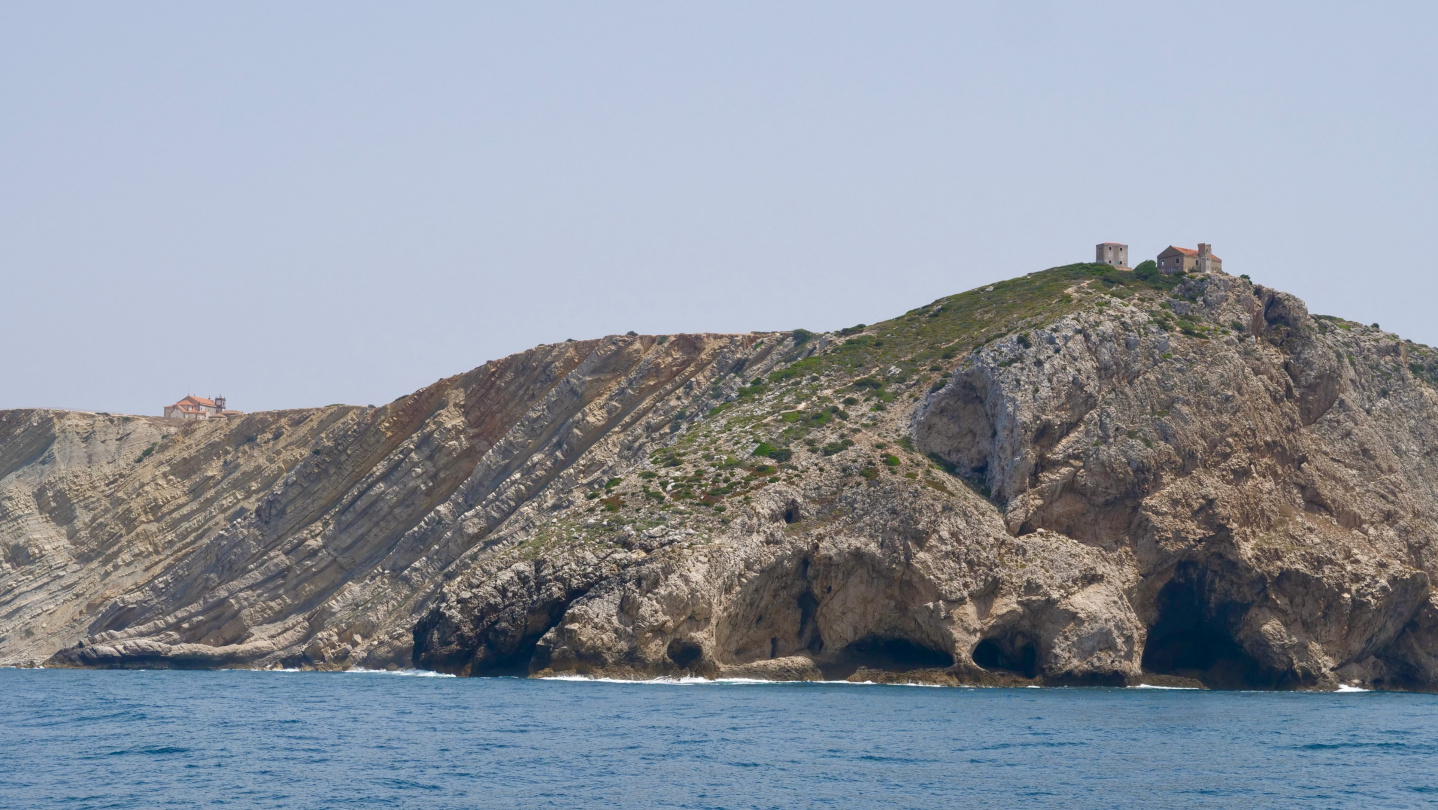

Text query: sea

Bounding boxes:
[2,669,1436,809]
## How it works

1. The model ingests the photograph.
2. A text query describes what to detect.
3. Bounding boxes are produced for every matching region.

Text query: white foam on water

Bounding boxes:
[239,667,454,677]
[537,674,946,687]
[347,667,456,678]
[539,675,813,686]
[1335,684,1371,693]
[1132,684,1200,690]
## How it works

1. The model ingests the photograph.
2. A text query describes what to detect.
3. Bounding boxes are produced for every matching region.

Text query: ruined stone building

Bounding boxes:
[1095,242,1129,268]
[1157,243,1222,274]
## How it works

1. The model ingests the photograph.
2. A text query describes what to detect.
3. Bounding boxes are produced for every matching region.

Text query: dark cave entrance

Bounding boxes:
[471,604,571,677]
[821,636,955,679]
[473,628,554,677]
[1141,569,1281,690]
[666,638,704,670]
[972,632,1039,678]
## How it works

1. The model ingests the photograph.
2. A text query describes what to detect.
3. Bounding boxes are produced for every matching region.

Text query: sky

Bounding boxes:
[2,2,1434,415]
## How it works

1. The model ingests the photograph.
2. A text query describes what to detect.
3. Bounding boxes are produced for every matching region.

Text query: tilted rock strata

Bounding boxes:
[1,333,782,669]
[7,266,1438,691]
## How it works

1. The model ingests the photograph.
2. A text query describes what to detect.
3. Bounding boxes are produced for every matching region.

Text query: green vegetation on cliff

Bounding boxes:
[578,262,1216,531]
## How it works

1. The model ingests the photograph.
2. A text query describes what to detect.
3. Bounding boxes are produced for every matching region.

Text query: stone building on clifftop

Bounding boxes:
[164,395,241,421]
[1095,242,1129,268]
[1158,243,1222,275]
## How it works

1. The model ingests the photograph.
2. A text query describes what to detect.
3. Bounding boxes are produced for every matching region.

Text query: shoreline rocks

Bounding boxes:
[8,267,1438,691]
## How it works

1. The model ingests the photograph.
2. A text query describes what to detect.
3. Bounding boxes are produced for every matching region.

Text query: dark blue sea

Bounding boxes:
[2,670,1437,808]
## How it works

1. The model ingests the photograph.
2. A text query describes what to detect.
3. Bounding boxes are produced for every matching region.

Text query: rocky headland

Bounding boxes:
[7,264,1438,691]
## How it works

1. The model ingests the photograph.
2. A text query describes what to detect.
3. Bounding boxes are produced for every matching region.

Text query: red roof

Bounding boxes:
[1160,245,1222,260]
[177,395,217,407]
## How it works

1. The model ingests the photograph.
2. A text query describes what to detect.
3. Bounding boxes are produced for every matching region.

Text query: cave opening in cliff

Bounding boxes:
[1141,569,1279,690]
[821,635,955,679]
[971,632,1038,678]
[666,638,704,670]
[795,590,824,655]
[783,503,800,524]
[471,629,553,677]
[468,608,573,677]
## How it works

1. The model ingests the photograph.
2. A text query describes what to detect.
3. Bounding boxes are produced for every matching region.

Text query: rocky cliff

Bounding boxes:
[8,264,1438,690]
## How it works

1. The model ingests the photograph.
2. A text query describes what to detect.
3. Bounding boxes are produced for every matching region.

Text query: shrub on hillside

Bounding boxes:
[753,442,792,463]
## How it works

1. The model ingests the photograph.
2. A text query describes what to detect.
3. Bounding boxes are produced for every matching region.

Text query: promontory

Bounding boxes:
[6,262,1438,691]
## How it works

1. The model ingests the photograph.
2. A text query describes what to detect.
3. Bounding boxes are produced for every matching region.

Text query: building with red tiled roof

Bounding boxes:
[163,395,241,421]
[1157,243,1222,275]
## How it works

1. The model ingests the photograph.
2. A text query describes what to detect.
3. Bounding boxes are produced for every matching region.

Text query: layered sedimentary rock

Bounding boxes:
[8,265,1438,690]
[1,334,780,670]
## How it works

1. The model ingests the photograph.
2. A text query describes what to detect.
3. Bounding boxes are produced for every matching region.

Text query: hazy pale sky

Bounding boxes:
[3,2,1434,415]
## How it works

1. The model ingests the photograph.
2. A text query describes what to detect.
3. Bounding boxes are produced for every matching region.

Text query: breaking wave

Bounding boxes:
[537,674,947,687]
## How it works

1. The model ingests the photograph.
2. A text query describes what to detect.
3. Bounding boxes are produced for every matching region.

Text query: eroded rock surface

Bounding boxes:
[8,265,1438,690]
[2,334,780,670]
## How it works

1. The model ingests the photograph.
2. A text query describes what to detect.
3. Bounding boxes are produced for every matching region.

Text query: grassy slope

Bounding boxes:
[511,261,1438,562]
[503,262,1239,554]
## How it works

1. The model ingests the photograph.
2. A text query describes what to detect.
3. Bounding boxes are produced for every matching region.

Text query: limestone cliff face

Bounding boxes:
[8,266,1438,690]
[914,276,1438,688]
[1,334,778,670]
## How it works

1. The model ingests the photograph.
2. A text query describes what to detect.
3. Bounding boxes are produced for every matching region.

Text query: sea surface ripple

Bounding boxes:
[2,669,1436,808]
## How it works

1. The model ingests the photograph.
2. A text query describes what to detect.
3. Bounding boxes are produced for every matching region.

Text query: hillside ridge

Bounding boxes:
[8,264,1438,691]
